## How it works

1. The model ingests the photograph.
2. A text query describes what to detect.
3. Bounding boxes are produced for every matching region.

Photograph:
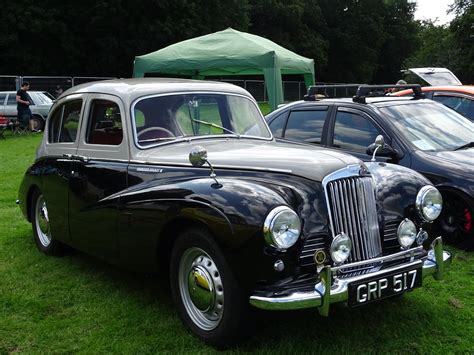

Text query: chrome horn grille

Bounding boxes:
[324,173,382,263]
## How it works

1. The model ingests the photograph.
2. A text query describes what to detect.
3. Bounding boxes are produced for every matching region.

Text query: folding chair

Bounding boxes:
[0,116,8,139]
[11,118,29,136]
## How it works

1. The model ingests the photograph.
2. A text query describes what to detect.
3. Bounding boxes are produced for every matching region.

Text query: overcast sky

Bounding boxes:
[414,0,455,25]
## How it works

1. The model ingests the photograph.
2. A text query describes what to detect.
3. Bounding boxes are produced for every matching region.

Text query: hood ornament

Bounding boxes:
[189,146,222,188]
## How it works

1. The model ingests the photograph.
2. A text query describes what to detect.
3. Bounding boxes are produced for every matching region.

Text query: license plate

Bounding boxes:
[348,266,422,307]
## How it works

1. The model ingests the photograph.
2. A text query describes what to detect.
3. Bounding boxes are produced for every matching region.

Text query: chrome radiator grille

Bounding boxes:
[325,176,382,262]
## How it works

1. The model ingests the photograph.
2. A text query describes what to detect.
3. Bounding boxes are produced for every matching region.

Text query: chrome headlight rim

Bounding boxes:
[416,185,443,222]
[330,232,352,265]
[397,218,417,249]
[263,206,301,251]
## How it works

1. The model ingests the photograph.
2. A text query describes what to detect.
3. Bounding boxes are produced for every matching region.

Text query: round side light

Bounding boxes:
[397,219,417,249]
[330,232,352,264]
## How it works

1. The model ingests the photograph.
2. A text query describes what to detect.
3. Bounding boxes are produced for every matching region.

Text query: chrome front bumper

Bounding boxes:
[249,237,451,315]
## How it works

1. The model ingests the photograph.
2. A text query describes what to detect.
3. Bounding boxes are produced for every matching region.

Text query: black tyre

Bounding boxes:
[31,115,44,131]
[170,228,251,348]
[439,195,473,250]
[31,189,63,255]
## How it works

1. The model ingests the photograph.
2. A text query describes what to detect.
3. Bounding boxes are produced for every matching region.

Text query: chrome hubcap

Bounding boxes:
[179,247,224,330]
[35,195,51,247]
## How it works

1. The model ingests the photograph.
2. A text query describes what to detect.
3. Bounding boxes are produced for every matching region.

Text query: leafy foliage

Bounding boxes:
[0,0,472,83]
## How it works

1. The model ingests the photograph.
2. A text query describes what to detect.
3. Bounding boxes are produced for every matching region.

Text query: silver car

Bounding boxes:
[0,91,53,130]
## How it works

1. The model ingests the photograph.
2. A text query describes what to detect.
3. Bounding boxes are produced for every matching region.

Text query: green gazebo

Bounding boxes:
[133,28,315,110]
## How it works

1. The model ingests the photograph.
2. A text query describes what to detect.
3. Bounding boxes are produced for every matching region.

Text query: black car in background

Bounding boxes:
[266,85,474,249]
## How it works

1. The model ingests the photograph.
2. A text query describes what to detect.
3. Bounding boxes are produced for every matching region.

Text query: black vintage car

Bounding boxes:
[266,85,474,250]
[18,79,451,347]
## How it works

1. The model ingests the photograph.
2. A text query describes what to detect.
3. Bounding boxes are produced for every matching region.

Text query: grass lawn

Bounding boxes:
[0,132,473,353]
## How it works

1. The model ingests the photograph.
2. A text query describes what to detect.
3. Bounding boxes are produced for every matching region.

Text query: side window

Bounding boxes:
[7,94,17,105]
[86,100,123,145]
[333,110,381,152]
[0,93,6,105]
[268,113,287,138]
[433,95,474,120]
[284,110,327,143]
[48,100,82,143]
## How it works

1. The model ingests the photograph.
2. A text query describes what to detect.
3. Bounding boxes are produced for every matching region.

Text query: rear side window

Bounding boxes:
[0,93,6,105]
[48,100,82,143]
[284,110,327,143]
[86,100,123,145]
[7,94,17,105]
[267,113,287,138]
[333,110,381,152]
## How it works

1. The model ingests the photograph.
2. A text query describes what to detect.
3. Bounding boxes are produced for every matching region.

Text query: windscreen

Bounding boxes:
[133,93,271,147]
[379,103,473,151]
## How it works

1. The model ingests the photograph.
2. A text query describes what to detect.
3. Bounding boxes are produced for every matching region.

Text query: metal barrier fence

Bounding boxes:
[219,79,307,102]
[1,75,309,102]
[0,76,116,97]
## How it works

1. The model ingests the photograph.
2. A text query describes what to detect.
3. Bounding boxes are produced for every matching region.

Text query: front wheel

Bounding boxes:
[31,189,63,255]
[439,195,473,250]
[170,228,251,348]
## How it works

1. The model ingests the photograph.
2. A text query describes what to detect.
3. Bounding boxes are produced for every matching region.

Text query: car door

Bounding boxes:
[328,106,391,162]
[0,93,7,116]
[268,106,330,145]
[5,93,18,119]
[41,97,83,242]
[68,94,128,262]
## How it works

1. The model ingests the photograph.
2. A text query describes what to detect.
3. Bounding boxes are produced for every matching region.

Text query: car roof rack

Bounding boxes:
[353,84,424,104]
[304,84,425,104]
[305,84,362,101]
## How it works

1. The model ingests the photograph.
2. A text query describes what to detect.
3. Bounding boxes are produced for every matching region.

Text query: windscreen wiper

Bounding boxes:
[191,118,240,137]
[454,142,474,151]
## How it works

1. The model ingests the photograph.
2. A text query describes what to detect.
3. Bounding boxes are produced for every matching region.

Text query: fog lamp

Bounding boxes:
[330,232,352,264]
[416,186,442,222]
[397,219,417,249]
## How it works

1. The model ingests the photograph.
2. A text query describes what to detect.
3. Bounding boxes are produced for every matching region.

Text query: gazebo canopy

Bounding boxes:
[133,28,315,110]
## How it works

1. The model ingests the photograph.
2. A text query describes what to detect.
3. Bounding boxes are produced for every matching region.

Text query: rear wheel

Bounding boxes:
[31,189,63,255]
[170,228,251,348]
[30,115,44,131]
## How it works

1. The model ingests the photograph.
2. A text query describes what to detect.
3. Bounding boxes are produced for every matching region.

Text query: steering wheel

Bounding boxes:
[137,127,175,141]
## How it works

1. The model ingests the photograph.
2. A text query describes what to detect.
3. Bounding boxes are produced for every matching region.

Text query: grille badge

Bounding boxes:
[313,249,327,265]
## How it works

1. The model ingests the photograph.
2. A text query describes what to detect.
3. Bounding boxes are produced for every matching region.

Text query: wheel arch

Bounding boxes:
[25,184,41,222]
[156,217,218,275]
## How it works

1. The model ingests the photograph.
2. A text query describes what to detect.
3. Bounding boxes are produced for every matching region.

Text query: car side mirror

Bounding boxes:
[367,136,401,161]
[189,146,222,188]
[189,146,208,167]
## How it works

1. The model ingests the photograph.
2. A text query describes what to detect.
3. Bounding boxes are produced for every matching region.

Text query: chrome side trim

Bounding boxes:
[128,160,293,174]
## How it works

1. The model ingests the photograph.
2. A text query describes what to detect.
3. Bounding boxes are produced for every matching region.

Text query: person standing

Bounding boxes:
[55,85,63,98]
[16,81,35,132]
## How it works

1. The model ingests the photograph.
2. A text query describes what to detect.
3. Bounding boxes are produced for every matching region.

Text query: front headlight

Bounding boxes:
[397,219,417,249]
[330,232,352,264]
[416,186,443,222]
[263,206,301,250]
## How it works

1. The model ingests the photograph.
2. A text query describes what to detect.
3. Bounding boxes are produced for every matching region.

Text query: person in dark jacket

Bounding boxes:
[16,81,36,131]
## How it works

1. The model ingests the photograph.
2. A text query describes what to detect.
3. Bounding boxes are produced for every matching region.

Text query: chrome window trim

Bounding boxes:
[130,91,273,150]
